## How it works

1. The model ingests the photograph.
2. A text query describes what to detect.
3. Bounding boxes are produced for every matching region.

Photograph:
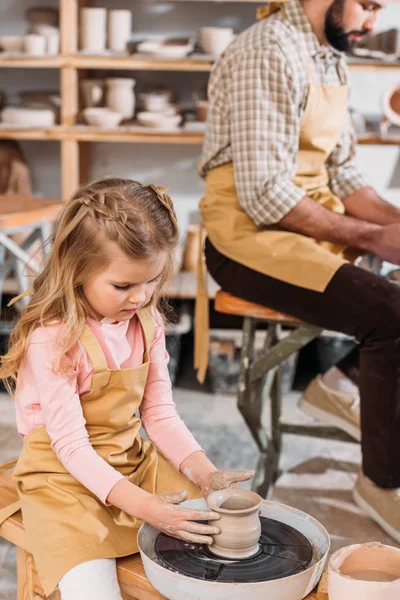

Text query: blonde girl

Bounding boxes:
[0,178,253,600]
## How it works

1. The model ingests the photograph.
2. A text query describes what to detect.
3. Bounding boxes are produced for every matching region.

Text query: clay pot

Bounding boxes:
[328,543,400,600]
[108,9,132,52]
[80,8,106,53]
[196,100,208,123]
[198,27,235,57]
[80,79,105,108]
[106,78,136,120]
[207,488,262,559]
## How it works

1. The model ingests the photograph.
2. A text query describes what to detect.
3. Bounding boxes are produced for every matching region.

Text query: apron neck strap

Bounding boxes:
[136,308,155,360]
[257,0,288,20]
[79,326,111,390]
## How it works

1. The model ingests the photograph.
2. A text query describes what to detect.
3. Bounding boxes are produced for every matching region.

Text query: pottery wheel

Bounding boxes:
[154,517,313,583]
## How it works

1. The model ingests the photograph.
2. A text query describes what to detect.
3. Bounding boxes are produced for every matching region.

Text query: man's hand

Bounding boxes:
[367,224,400,265]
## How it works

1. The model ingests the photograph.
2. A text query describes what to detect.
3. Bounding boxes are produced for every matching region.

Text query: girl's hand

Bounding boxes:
[141,490,221,544]
[200,469,255,498]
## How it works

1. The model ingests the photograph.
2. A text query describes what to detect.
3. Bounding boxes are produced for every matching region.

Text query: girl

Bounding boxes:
[0,178,253,600]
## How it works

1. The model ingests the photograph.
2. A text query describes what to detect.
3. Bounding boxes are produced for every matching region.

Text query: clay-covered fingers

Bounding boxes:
[223,469,255,485]
[184,521,221,536]
[158,490,188,504]
[178,508,220,522]
[176,530,215,545]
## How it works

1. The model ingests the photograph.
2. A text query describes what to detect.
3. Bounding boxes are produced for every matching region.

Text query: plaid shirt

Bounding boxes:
[199,0,368,226]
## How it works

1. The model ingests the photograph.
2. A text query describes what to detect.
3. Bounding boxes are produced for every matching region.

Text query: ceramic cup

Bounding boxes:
[198,27,234,57]
[23,34,46,56]
[0,36,24,53]
[81,79,105,108]
[80,7,107,52]
[328,543,400,600]
[207,488,262,559]
[108,9,132,52]
[106,78,136,120]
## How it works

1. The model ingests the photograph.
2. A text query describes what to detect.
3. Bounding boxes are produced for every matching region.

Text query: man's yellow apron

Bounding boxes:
[195,2,361,383]
[0,308,200,595]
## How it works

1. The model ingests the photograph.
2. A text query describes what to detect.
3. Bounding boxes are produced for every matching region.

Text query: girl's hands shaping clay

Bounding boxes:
[201,469,255,498]
[144,490,221,544]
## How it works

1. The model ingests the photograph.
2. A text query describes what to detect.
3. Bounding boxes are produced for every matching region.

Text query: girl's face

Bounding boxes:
[83,244,167,322]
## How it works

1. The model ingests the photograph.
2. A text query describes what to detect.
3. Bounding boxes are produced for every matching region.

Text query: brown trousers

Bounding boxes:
[205,238,400,488]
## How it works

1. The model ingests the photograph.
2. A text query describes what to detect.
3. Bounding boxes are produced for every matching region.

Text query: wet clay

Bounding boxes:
[329,543,400,600]
[207,488,262,559]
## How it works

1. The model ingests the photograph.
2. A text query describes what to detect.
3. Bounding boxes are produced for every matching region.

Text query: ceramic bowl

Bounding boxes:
[198,27,235,57]
[1,106,55,128]
[83,107,123,128]
[136,37,194,59]
[136,111,182,130]
[381,83,400,127]
[0,36,24,53]
[328,543,400,600]
[138,90,174,112]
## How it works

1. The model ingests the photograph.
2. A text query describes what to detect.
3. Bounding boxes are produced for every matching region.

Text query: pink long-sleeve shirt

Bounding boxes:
[14,307,202,504]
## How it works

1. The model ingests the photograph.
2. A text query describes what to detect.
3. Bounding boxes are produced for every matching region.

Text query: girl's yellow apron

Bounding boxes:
[2,308,200,596]
[195,2,362,383]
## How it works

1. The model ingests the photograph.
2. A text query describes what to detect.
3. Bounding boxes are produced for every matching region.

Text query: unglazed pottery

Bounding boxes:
[206,488,262,559]
[196,100,208,123]
[0,36,24,53]
[80,79,105,108]
[328,542,400,600]
[80,8,106,52]
[82,108,122,129]
[108,9,132,52]
[106,78,136,120]
[138,498,330,600]
[1,107,55,128]
[23,34,46,56]
[381,83,400,128]
[198,27,234,57]
[136,112,181,130]
[136,38,194,59]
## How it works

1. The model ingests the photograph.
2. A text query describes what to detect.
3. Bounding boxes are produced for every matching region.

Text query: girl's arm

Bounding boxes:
[140,309,254,496]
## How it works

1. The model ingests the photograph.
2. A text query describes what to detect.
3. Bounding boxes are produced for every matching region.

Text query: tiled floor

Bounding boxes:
[1,387,398,598]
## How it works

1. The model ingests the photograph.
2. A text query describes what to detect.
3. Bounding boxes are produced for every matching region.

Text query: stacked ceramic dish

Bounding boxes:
[136,37,194,60]
[137,89,182,131]
[0,107,55,128]
[0,6,59,56]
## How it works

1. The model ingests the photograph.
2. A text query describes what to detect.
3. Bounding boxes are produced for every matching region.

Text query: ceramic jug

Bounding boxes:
[106,78,136,120]
[207,488,262,559]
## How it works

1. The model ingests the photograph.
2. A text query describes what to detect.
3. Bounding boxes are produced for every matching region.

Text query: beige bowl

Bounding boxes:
[136,111,182,130]
[0,36,24,53]
[83,107,122,128]
[328,542,400,600]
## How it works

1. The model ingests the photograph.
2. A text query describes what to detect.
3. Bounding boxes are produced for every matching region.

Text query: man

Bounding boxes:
[197,0,400,543]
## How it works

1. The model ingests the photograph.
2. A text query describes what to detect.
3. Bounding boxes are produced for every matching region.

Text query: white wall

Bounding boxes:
[1,0,400,227]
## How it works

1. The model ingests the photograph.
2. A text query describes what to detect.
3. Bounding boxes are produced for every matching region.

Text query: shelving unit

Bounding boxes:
[0,0,399,301]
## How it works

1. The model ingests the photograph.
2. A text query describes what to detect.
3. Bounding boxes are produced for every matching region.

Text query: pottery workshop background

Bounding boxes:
[1,0,400,230]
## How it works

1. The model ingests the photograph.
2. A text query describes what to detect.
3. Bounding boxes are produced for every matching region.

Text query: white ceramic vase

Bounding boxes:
[80,8,106,53]
[106,78,136,120]
[108,10,132,52]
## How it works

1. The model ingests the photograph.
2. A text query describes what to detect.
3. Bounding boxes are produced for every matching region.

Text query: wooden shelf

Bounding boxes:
[0,56,64,68]
[1,127,400,147]
[70,127,204,144]
[71,55,213,72]
[0,126,65,141]
[1,54,400,73]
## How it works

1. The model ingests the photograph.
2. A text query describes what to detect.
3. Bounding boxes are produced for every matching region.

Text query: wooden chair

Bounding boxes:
[214,291,358,499]
[0,465,329,599]
[0,194,61,332]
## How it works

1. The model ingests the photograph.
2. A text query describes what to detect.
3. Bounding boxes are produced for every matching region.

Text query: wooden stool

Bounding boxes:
[0,466,328,599]
[0,194,61,331]
[215,291,357,498]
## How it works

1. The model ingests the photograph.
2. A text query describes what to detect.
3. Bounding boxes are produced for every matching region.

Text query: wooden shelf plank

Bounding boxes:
[0,126,399,146]
[0,127,65,140]
[70,54,213,72]
[70,127,204,143]
[0,54,400,73]
[0,56,64,68]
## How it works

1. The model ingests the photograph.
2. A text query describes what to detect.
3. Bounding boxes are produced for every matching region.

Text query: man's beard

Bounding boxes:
[325,0,368,52]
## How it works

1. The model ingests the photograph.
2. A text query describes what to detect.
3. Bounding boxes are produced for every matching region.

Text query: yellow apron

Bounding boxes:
[5,308,200,596]
[195,3,360,383]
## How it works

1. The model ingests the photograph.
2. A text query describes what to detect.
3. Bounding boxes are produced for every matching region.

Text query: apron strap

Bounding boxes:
[0,458,21,527]
[79,326,111,391]
[136,308,155,361]
[194,224,210,384]
[257,0,288,20]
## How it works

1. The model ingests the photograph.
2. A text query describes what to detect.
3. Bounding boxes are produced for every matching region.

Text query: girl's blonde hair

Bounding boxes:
[0,177,179,391]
